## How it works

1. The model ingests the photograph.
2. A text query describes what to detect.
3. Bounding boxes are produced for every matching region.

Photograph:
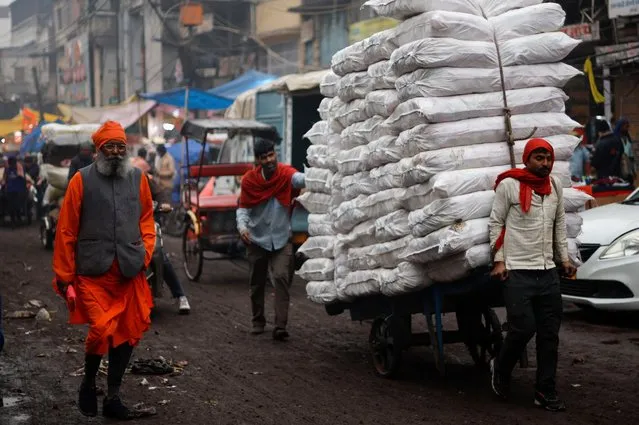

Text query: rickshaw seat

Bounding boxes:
[189,193,239,210]
[189,163,253,178]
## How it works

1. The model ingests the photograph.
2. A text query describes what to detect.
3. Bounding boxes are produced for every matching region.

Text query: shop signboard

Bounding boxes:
[57,33,91,107]
[609,0,639,19]
[560,21,600,42]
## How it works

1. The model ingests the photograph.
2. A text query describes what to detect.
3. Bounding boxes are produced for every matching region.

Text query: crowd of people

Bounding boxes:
[570,116,637,184]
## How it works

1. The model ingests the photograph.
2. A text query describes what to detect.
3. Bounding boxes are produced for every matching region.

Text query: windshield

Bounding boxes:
[623,189,639,204]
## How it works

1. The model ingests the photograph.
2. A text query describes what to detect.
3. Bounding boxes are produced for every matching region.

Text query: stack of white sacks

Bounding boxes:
[297,0,594,304]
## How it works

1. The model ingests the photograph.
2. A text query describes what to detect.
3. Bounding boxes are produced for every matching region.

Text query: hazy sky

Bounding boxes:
[0,1,12,6]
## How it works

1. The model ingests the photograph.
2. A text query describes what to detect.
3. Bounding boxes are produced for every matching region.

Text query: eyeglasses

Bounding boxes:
[102,143,127,153]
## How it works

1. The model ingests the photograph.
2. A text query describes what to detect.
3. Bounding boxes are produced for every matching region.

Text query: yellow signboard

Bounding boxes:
[349,17,398,44]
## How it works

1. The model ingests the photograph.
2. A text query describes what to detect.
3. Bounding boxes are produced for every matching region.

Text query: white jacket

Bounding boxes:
[488,176,568,271]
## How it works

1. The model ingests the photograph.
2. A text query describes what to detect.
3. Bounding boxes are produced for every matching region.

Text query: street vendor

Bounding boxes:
[237,138,305,340]
[488,138,576,412]
[52,120,156,420]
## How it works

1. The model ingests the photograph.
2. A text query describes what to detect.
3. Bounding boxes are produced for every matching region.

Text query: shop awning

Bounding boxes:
[140,88,233,110]
[208,70,277,100]
[0,114,24,137]
[61,100,157,128]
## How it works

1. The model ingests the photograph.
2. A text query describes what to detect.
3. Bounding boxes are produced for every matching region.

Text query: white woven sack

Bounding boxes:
[306,281,338,305]
[298,236,336,259]
[296,192,332,214]
[375,210,411,242]
[396,63,581,100]
[303,121,329,145]
[362,0,542,20]
[337,72,376,102]
[367,61,397,90]
[387,87,567,130]
[390,33,579,76]
[341,171,378,200]
[408,191,495,237]
[331,29,397,76]
[320,71,341,98]
[337,269,390,299]
[305,167,333,194]
[566,213,583,239]
[402,162,572,211]
[407,135,578,183]
[333,188,406,233]
[427,244,492,283]
[337,218,377,248]
[365,90,401,118]
[340,116,386,150]
[370,157,414,190]
[564,188,594,213]
[401,218,490,263]
[381,262,433,296]
[297,258,335,281]
[397,112,580,156]
[308,214,334,236]
[367,136,402,168]
[347,235,412,271]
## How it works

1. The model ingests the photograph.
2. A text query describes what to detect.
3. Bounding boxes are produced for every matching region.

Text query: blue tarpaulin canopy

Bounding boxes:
[208,70,276,100]
[19,120,65,155]
[139,87,233,110]
[167,139,214,203]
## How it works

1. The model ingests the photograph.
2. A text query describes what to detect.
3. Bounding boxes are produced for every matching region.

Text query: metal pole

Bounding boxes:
[603,67,612,121]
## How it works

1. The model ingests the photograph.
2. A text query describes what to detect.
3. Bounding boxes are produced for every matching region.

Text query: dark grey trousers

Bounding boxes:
[247,243,294,330]
[497,269,563,394]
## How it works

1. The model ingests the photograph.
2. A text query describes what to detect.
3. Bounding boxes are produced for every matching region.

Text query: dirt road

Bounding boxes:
[1,224,639,425]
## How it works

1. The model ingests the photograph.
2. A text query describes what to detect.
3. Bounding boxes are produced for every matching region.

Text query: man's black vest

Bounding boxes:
[76,164,145,279]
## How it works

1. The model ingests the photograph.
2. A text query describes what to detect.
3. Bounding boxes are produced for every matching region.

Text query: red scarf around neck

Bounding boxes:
[239,163,298,209]
[493,138,555,254]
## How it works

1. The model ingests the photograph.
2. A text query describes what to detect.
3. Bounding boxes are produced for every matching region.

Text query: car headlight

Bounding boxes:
[600,229,639,260]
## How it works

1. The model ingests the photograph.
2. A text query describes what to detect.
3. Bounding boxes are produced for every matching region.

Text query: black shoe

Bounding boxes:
[78,383,98,417]
[103,396,134,420]
[272,327,289,341]
[534,391,566,412]
[490,358,510,400]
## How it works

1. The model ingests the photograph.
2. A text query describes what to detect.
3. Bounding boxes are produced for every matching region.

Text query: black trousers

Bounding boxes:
[497,269,563,394]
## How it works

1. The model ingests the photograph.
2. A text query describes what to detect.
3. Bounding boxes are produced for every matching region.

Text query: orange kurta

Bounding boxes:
[53,172,156,355]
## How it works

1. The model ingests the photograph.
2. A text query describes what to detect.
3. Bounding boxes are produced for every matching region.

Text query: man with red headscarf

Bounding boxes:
[53,121,156,420]
[237,138,305,341]
[488,138,576,412]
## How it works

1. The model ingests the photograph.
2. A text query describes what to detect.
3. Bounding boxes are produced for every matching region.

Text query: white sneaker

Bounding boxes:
[177,296,191,315]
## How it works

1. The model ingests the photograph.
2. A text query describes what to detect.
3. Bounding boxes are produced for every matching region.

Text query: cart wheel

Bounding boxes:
[458,309,503,367]
[182,218,203,281]
[369,316,402,379]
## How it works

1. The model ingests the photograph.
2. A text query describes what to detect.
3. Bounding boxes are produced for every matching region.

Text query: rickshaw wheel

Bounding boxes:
[457,308,503,367]
[182,218,203,281]
[369,316,402,379]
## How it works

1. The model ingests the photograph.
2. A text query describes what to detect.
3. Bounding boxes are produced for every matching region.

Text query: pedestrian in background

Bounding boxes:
[154,144,176,202]
[614,117,636,181]
[237,139,305,340]
[591,120,623,179]
[53,121,155,420]
[488,138,576,412]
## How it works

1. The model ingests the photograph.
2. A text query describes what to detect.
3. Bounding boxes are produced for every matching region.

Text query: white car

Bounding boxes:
[561,189,639,311]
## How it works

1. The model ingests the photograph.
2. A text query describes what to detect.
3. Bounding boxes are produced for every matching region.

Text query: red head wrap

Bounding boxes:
[92,120,127,150]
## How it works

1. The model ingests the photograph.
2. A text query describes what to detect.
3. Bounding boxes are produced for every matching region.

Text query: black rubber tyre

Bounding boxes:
[369,316,403,379]
[182,218,203,282]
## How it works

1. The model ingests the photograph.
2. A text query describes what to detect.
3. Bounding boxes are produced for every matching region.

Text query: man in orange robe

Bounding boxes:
[53,120,155,420]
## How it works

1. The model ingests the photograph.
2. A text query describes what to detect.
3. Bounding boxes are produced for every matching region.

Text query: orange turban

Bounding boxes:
[92,120,127,149]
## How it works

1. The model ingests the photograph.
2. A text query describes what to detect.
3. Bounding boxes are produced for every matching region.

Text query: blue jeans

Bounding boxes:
[162,252,185,298]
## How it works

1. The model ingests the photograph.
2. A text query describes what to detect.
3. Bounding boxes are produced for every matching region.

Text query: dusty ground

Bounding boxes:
[1,224,639,425]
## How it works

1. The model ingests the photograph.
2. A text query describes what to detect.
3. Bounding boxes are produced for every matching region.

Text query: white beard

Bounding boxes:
[95,150,132,178]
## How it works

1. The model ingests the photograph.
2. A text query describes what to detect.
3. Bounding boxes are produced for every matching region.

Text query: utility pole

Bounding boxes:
[31,67,45,124]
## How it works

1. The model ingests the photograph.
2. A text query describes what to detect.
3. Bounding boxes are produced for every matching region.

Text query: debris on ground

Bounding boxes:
[4,310,36,319]
[35,308,52,322]
[572,384,582,388]
[25,300,46,308]
[572,356,586,365]
[140,378,150,386]
[158,400,170,405]
[130,358,181,375]
[129,403,158,418]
